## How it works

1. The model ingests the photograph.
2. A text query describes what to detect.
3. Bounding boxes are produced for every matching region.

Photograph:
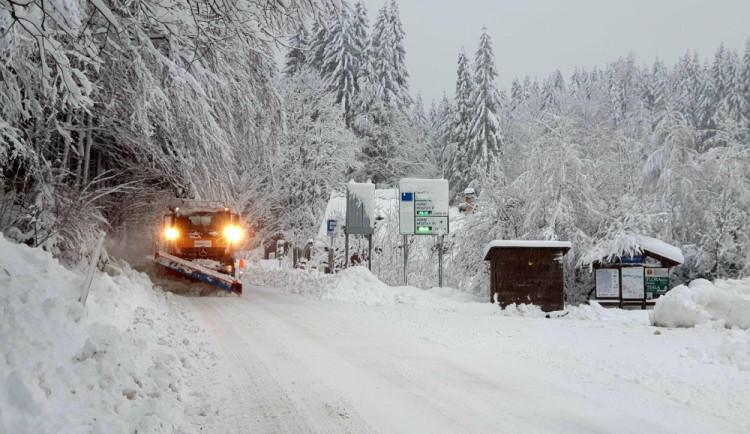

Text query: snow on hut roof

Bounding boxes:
[483,240,573,260]
[579,234,684,266]
[463,188,475,194]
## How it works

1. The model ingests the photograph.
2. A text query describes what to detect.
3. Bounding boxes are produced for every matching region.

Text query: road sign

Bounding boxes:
[346,181,375,235]
[327,219,337,234]
[645,267,670,294]
[399,179,449,235]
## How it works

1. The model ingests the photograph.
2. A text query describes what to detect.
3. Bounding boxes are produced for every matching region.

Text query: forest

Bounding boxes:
[2,0,749,299]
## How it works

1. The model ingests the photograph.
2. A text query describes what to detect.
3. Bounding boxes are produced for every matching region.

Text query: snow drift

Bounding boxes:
[0,235,217,433]
[650,278,750,329]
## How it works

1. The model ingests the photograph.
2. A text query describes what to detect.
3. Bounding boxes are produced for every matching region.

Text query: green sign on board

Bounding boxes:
[645,268,670,294]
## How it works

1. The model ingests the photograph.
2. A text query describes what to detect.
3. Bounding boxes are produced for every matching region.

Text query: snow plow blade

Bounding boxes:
[153,251,242,294]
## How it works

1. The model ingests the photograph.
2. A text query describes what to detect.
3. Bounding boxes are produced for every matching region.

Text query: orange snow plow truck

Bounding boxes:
[154,200,245,294]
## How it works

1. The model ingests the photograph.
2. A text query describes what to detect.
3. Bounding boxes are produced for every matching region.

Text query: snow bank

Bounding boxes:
[0,234,217,433]
[718,330,750,371]
[244,262,482,307]
[650,278,750,329]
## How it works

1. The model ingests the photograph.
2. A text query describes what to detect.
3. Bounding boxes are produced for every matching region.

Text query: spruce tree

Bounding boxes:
[450,48,474,191]
[742,38,750,131]
[352,2,370,88]
[322,6,358,126]
[368,0,411,107]
[467,26,503,179]
[284,25,310,77]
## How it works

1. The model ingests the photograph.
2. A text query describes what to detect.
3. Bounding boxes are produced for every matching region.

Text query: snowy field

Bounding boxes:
[2,240,750,433]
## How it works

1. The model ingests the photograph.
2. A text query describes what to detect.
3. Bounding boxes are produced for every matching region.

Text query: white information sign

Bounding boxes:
[595,268,620,298]
[621,267,645,299]
[399,179,449,235]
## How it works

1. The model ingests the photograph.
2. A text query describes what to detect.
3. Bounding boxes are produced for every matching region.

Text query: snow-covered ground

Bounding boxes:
[3,241,750,432]
[193,262,750,432]
[0,235,223,433]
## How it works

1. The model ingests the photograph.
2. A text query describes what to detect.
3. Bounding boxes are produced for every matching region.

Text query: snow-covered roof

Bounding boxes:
[483,240,573,260]
[638,236,684,264]
[463,188,475,195]
[579,234,684,266]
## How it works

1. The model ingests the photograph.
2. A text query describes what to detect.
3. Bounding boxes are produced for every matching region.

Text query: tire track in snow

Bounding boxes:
[192,296,370,433]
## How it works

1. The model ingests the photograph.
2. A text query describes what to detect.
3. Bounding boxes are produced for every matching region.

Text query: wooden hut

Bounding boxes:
[483,240,572,312]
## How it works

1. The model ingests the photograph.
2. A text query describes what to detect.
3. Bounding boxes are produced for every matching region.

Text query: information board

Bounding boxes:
[399,179,449,235]
[645,267,670,294]
[621,267,645,299]
[595,268,620,298]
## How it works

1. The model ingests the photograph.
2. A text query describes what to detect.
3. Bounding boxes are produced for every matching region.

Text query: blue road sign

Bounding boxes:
[327,219,337,233]
[401,192,413,202]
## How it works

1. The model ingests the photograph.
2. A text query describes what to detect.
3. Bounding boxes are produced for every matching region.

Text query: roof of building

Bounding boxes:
[483,240,573,260]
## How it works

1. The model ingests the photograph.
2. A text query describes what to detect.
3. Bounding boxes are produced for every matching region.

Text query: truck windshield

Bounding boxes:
[176,213,229,230]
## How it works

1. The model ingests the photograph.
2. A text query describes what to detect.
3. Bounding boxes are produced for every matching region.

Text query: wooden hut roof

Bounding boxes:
[483,240,572,260]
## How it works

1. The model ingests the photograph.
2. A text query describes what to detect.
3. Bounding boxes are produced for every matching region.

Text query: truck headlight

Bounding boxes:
[225,226,242,243]
[165,227,179,240]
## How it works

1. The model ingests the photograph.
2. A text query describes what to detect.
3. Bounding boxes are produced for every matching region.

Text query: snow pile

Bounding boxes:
[324,266,422,306]
[0,235,217,433]
[718,330,750,371]
[498,303,546,317]
[650,278,750,329]
[245,262,483,307]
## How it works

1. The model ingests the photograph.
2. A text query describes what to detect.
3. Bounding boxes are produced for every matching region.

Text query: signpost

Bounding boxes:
[399,179,449,286]
[345,181,375,270]
[645,267,670,297]
[327,219,337,273]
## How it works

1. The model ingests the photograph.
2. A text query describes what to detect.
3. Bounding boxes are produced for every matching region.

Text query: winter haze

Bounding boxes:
[358,0,750,102]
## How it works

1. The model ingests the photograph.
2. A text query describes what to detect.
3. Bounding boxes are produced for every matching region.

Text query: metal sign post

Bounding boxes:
[345,181,375,270]
[399,179,449,287]
[327,219,337,273]
[403,234,408,285]
[438,234,444,287]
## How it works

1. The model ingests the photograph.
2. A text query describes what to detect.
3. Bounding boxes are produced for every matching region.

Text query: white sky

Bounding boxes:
[361,0,750,104]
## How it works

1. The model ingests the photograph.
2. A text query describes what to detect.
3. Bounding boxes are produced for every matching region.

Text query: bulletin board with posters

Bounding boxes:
[621,267,645,300]
[595,268,620,298]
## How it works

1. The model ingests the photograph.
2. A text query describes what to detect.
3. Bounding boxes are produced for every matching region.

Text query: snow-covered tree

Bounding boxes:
[368,0,411,107]
[467,27,503,179]
[449,48,474,193]
[284,25,311,77]
[322,5,358,126]
[264,70,362,246]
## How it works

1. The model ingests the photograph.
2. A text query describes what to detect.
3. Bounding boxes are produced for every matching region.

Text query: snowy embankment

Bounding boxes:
[0,235,219,433]
[245,260,481,306]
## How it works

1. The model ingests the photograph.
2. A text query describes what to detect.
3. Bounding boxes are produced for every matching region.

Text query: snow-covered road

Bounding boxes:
[190,284,749,433]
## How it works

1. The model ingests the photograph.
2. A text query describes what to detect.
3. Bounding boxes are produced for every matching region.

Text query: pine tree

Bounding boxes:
[307,21,329,72]
[322,5,358,126]
[467,26,503,179]
[742,38,750,132]
[352,2,370,87]
[284,25,310,77]
[510,78,523,113]
[368,0,411,107]
[388,0,411,106]
[724,50,748,124]
[449,48,474,191]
